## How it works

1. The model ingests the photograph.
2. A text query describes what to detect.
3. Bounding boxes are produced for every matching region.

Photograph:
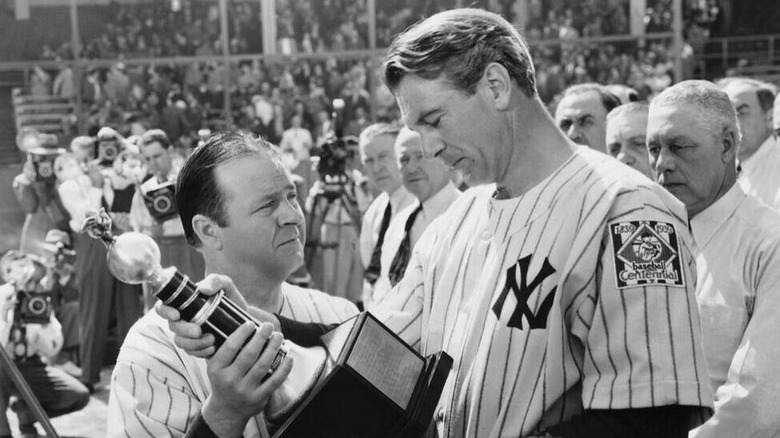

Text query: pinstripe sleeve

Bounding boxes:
[371,233,428,350]
[108,360,201,438]
[578,191,712,412]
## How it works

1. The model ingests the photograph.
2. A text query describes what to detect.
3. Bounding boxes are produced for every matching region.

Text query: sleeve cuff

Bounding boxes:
[275,314,335,347]
[183,412,220,438]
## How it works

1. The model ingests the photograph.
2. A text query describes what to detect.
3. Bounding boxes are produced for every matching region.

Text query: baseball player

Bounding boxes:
[109,132,358,437]
[160,9,713,438]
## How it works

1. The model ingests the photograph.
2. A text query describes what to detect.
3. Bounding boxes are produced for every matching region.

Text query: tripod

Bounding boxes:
[304,173,364,301]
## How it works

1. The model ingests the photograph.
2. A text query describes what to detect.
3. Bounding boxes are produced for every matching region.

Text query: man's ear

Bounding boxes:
[192,214,222,251]
[482,62,512,111]
[721,126,738,162]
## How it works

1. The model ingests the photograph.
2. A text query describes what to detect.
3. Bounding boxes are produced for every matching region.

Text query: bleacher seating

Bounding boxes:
[12,88,74,137]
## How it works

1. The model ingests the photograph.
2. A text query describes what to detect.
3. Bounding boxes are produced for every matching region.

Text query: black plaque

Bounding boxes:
[273,312,452,438]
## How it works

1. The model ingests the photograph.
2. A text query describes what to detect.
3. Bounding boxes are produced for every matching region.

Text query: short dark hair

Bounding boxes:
[176,131,277,247]
[382,8,537,97]
[561,83,622,114]
[141,129,172,150]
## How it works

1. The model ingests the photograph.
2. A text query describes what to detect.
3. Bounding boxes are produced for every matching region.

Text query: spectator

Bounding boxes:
[554,82,621,149]
[647,79,780,438]
[279,114,313,160]
[605,101,653,178]
[718,78,780,210]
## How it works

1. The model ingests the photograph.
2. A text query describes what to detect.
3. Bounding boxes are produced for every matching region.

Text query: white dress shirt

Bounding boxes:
[738,135,780,210]
[358,185,416,268]
[689,184,780,437]
[369,182,460,308]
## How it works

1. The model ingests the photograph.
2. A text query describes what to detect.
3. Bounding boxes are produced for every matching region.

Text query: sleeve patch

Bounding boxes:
[609,220,685,289]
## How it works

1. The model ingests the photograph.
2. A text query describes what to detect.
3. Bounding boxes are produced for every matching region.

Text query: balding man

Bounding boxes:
[648,80,780,437]
[718,77,780,210]
[368,128,460,309]
[554,83,621,150]
[605,102,653,179]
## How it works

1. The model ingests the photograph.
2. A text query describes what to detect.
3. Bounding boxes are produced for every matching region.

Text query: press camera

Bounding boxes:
[28,136,65,183]
[142,180,178,222]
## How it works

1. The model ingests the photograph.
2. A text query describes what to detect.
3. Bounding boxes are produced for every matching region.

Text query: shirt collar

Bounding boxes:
[740,135,776,177]
[689,183,746,249]
[388,185,413,211]
[421,182,459,219]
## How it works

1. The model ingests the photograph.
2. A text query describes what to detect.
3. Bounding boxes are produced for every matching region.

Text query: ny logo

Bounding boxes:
[492,255,557,330]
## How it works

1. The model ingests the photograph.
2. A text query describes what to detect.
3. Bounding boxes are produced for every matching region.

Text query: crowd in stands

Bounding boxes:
[27,1,722,152]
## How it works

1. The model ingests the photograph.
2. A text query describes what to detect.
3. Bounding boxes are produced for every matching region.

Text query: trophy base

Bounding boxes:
[271,312,452,438]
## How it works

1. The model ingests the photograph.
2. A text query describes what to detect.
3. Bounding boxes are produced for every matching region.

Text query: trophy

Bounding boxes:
[82,209,452,437]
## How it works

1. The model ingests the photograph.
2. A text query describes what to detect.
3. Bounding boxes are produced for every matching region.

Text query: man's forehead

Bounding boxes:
[557,91,604,117]
[363,134,396,155]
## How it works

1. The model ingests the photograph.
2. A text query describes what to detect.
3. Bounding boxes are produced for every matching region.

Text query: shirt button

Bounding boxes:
[481,230,492,240]
[436,408,445,423]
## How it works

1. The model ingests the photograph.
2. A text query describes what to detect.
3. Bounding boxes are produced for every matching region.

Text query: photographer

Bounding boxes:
[0,251,88,438]
[130,129,204,283]
[12,129,70,259]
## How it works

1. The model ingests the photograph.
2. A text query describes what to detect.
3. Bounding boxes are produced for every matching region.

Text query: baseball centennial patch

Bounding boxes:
[609,220,685,289]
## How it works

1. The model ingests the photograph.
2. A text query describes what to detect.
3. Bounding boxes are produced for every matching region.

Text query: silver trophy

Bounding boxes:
[80,209,326,421]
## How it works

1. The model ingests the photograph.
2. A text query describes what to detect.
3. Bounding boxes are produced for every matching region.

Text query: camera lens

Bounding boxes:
[28,296,46,315]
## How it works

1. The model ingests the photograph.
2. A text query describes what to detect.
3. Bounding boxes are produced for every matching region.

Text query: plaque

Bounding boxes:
[273,312,453,438]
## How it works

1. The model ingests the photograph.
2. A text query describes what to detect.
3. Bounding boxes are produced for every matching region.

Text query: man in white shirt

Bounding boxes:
[279,114,313,160]
[605,101,653,179]
[647,80,780,437]
[368,128,460,309]
[131,129,204,290]
[357,124,416,302]
[718,77,780,209]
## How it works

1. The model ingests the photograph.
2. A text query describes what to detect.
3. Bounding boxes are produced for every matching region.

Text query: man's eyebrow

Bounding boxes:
[735,103,749,112]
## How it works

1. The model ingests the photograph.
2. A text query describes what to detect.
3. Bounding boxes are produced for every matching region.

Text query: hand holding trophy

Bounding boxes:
[83,208,451,437]
[80,209,325,423]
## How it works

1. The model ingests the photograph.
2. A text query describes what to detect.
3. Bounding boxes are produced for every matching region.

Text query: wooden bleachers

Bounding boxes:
[11,88,74,136]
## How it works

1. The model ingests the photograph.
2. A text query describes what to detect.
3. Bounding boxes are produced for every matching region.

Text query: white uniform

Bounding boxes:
[373,148,713,437]
[107,283,358,438]
[688,185,780,437]
[738,135,780,210]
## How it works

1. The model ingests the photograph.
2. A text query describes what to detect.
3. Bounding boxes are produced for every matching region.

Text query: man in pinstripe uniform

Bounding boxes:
[161,9,714,438]
[107,132,358,437]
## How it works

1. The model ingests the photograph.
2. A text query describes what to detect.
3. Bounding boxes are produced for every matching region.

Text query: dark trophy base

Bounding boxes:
[273,312,452,438]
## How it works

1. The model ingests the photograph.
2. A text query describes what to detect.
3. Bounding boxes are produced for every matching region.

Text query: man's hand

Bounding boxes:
[155,274,280,358]
[201,321,293,438]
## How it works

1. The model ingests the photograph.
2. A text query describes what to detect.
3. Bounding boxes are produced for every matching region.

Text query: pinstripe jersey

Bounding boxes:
[107,282,358,438]
[373,147,713,437]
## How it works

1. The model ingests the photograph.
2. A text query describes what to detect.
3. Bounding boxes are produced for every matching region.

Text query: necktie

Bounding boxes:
[388,204,423,287]
[364,201,392,285]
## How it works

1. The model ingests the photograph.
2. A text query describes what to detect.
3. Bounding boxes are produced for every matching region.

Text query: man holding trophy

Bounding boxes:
[106,131,358,437]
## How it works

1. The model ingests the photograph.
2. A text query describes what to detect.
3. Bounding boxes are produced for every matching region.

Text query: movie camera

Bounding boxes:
[309,99,360,200]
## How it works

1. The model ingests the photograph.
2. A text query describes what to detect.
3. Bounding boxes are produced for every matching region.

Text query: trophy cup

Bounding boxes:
[82,209,452,437]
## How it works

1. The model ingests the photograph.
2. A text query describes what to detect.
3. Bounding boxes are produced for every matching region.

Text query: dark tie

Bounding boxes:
[388,204,423,287]
[364,201,392,285]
